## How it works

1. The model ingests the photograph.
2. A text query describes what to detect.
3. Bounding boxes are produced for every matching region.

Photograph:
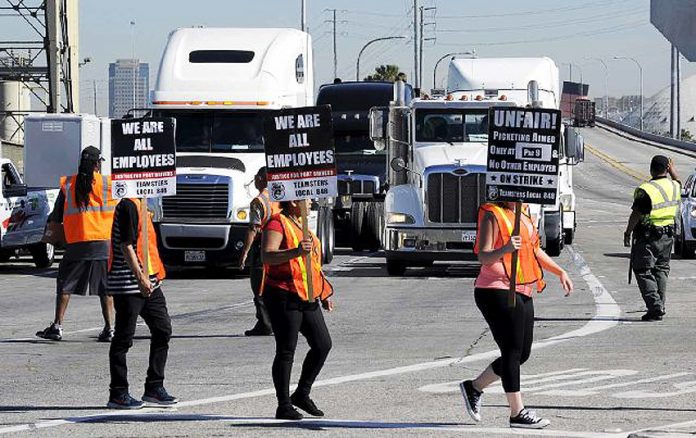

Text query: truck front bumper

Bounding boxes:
[155,223,247,268]
[384,226,478,262]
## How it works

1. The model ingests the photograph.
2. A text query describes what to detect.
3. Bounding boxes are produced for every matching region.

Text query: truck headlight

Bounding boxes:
[559,194,573,212]
[387,212,415,224]
[236,209,248,220]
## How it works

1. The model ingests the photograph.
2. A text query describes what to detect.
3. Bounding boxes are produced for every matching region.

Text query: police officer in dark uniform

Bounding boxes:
[624,155,681,321]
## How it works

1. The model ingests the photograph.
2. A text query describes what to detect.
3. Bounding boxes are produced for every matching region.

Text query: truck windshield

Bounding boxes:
[415,109,489,143]
[155,110,265,153]
[334,130,382,155]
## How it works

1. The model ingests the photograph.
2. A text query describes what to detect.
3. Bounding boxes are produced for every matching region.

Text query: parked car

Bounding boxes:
[675,171,696,258]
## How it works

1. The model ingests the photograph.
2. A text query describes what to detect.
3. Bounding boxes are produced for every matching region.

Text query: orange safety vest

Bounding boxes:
[255,188,282,227]
[474,203,546,292]
[60,173,117,244]
[261,213,333,302]
[108,198,166,281]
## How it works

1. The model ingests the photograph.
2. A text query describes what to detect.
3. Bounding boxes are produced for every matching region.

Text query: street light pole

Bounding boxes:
[584,57,609,118]
[301,0,306,31]
[432,50,475,90]
[130,19,136,112]
[356,36,406,81]
[614,56,643,131]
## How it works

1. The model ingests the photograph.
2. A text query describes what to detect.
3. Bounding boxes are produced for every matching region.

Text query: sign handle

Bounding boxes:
[300,201,314,302]
[141,197,150,290]
[508,201,522,309]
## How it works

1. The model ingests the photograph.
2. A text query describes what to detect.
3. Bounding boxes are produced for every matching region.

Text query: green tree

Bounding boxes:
[681,129,694,142]
[364,64,406,82]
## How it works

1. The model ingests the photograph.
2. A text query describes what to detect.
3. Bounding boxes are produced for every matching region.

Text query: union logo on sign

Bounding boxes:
[271,182,286,201]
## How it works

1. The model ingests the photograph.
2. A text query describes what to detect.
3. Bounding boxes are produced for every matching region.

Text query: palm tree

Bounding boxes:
[364,65,406,82]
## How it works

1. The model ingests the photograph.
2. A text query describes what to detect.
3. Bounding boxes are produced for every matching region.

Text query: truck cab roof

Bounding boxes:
[317,81,412,111]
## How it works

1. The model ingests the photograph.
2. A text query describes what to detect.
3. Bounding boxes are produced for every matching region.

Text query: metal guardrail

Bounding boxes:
[596,116,696,153]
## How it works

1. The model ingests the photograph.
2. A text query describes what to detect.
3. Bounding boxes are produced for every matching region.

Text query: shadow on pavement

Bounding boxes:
[603,252,631,259]
[491,403,696,414]
[0,405,105,412]
[534,316,640,323]
[132,334,246,340]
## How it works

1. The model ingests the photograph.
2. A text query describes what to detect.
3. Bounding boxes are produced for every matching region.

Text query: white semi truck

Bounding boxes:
[370,57,583,275]
[150,27,334,269]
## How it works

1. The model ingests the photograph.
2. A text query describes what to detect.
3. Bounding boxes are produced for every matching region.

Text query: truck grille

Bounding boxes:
[427,173,485,223]
[162,183,229,220]
[337,179,377,195]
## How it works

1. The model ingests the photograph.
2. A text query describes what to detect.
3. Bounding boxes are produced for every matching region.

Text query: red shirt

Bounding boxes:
[262,217,295,292]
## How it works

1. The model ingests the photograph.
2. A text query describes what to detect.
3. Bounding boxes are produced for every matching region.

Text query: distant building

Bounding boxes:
[108,59,149,118]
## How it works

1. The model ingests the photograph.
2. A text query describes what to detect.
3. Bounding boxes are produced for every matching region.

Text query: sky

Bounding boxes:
[4,0,695,116]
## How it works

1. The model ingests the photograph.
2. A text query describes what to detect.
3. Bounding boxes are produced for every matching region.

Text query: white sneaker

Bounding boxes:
[510,408,550,429]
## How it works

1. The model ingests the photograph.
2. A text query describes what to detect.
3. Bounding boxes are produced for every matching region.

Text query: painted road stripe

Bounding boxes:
[585,143,647,181]
[0,246,621,435]
[541,372,691,397]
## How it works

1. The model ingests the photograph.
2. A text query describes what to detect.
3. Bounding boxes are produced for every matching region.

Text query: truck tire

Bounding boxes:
[363,202,381,252]
[320,207,335,265]
[30,243,54,269]
[386,259,407,276]
[564,228,575,245]
[545,211,564,257]
[0,250,12,263]
[350,202,365,252]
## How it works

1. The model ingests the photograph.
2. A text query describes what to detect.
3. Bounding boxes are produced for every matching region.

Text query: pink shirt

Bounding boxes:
[474,214,537,297]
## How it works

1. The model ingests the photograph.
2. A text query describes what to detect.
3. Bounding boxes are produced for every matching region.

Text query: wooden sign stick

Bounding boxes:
[300,201,314,302]
[508,201,522,309]
[141,197,150,292]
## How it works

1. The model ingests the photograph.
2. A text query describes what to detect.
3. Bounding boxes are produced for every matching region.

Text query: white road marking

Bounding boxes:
[0,246,621,435]
[615,380,696,399]
[542,372,691,397]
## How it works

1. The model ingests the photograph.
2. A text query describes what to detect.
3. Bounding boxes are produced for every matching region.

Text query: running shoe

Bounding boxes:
[36,323,62,341]
[142,387,179,405]
[97,328,114,342]
[290,393,324,417]
[510,408,550,429]
[460,380,482,422]
[107,393,144,410]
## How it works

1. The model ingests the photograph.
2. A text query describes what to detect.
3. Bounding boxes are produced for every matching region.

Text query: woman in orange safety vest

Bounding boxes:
[261,198,334,421]
[460,202,573,430]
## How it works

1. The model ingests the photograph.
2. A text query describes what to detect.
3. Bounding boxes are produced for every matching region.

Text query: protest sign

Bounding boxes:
[263,105,336,202]
[111,118,176,199]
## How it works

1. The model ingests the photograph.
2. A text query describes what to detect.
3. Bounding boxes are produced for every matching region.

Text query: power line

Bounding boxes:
[436,0,631,19]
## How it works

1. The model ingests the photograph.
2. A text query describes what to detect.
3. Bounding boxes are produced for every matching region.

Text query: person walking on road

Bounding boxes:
[239,167,279,336]
[261,199,334,420]
[106,198,176,409]
[36,146,116,342]
[460,202,573,429]
[624,155,680,322]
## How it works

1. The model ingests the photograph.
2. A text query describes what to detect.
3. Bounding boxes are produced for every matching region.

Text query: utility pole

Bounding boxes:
[93,80,97,114]
[325,9,339,79]
[413,0,418,90]
[671,45,681,139]
[301,0,306,31]
[418,6,436,90]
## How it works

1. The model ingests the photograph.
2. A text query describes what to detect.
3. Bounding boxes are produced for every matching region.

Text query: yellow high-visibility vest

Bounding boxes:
[636,178,681,227]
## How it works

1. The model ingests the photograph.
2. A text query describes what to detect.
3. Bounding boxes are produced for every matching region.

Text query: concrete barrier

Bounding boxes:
[597,116,696,153]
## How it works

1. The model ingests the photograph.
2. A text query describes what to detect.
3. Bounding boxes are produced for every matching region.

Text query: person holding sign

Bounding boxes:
[459,202,573,429]
[261,199,334,420]
[106,198,176,409]
[36,146,117,342]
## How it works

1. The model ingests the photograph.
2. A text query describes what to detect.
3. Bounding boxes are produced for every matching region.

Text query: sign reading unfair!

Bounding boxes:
[264,105,337,201]
[486,107,562,205]
[111,118,177,199]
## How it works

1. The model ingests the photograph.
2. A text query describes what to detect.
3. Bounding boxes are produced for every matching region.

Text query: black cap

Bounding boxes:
[650,155,669,173]
[81,146,104,162]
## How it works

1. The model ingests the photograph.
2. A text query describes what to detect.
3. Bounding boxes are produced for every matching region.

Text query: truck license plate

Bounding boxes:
[184,250,206,262]
[461,231,477,242]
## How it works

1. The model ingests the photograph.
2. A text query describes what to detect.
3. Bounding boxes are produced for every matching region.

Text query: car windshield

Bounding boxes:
[154,110,266,153]
[415,109,489,143]
[334,131,381,155]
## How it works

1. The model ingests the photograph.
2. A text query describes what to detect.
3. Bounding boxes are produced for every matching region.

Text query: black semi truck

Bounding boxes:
[316,81,413,251]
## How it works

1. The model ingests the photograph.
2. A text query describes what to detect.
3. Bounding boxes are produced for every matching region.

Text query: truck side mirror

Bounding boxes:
[390,157,406,172]
[3,183,27,197]
[369,107,389,143]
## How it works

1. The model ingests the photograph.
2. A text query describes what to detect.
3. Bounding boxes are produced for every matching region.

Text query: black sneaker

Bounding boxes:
[510,408,550,429]
[36,323,62,341]
[142,387,178,405]
[97,328,114,342]
[244,326,273,336]
[459,380,482,422]
[641,312,663,321]
[290,393,324,417]
[276,404,303,420]
[107,393,144,410]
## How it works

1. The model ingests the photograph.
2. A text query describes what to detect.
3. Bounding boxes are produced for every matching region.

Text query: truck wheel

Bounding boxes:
[564,228,575,245]
[30,243,54,268]
[321,207,335,265]
[386,259,407,276]
[546,237,562,257]
[350,202,365,252]
[363,202,381,252]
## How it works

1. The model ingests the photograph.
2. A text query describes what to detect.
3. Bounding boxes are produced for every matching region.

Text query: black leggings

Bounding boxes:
[264,287,332,406]
[475,288,534,393]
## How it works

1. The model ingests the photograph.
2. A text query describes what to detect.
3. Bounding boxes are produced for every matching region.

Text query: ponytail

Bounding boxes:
[75,158,98,211]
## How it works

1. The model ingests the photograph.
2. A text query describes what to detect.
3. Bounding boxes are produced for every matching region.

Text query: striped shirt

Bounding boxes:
[107,199,160,295]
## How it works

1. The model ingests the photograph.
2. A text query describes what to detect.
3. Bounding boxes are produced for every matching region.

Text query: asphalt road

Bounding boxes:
[2,126,696,437]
